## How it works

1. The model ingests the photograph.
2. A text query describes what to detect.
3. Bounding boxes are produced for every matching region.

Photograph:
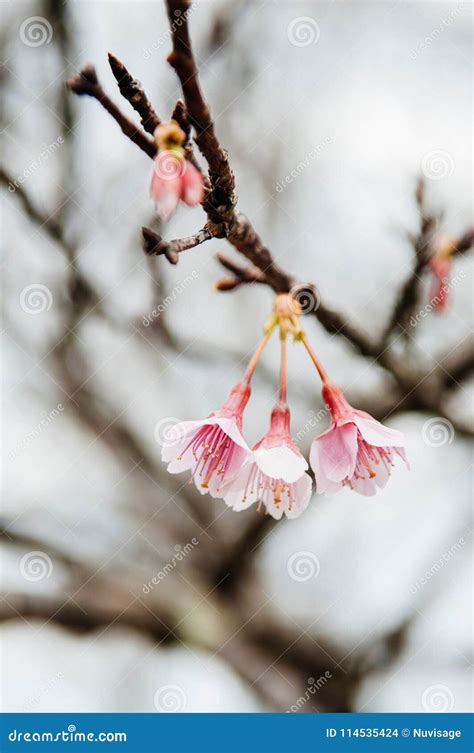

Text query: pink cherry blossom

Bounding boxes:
[180,159,204,206]
[161,382,252,496]
[224,403,313,519]
[150,150,203,220]
[310,382,407,497]
[429,255,451,311]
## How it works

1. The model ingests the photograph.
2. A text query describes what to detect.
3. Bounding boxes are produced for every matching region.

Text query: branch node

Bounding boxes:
[142,227,178,264]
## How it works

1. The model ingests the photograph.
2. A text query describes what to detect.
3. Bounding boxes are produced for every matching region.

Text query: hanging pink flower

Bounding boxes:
[310,382,407,496]
[150,150,203,220]
[161,382,252,497]
[429,255,451,311]
[150,120,204,220]
[428,238,458,312]
[224,403,313,519]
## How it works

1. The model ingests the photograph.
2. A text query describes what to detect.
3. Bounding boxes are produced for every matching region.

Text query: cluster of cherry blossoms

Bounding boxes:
[161,295,408,520]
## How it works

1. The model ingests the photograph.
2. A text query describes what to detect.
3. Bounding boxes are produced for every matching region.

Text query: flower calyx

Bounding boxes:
[265,293,304,340]
[153,119,186,155]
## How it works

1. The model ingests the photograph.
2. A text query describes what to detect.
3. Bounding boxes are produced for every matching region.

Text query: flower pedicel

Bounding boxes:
[224,327,312,519]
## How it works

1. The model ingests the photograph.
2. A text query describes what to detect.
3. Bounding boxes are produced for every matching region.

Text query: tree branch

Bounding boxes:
[142,225,212,263]
[215,252,268,290]
[107,52,161,135]
[380,177,439,345]
[165,0,235,215]
[67,65,156,159]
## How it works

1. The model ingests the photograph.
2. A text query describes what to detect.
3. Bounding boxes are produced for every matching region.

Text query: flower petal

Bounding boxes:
[310,422,358,487]
[153,187,180,220]
[352,414,405,448]
[373,458,391,489]
[349,474,378,496]
[223,462,261,512]
[211,415,250,451]
[160,420,207,465]
[181,162,204,206]
[285,473,313,519]
[254,444,308,483]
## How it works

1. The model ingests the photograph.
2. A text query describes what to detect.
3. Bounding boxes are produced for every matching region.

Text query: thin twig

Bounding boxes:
[67,65,156,159]
[380,177,439,345]
[142,225,212,263]
[215,252,268,290]
[108,52,161,134]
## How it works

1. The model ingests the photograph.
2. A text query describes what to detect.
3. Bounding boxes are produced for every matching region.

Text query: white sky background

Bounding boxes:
[1,0,472,712]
